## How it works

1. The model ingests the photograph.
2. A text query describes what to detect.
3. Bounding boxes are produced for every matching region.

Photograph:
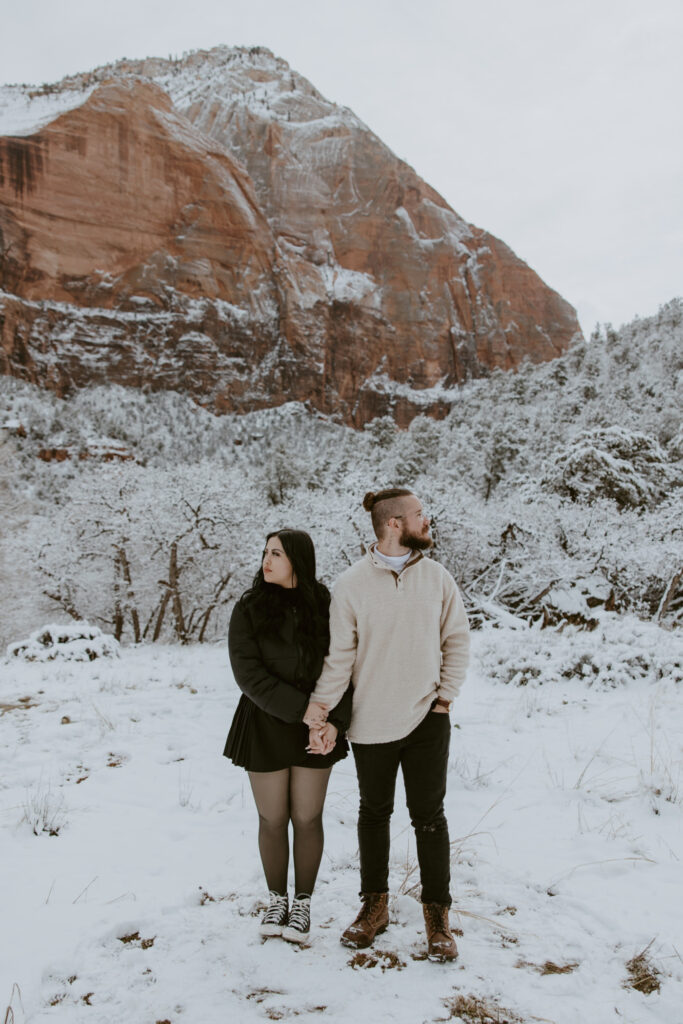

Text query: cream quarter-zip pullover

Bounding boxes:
[310,544,470,743]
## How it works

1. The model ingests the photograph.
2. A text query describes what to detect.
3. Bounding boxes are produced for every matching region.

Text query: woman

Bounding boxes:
[224,529,351,945]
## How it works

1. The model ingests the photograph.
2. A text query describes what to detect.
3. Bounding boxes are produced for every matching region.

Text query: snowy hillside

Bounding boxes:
[2,618,682,1023]
[1,300,680,647]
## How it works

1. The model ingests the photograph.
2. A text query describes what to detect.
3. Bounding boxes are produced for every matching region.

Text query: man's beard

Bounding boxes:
[400,525,433,551]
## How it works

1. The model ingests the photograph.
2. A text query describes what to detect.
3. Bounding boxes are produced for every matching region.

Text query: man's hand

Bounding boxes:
[307,722,338,755]
[431,703,450,714]
[303,701,328,728]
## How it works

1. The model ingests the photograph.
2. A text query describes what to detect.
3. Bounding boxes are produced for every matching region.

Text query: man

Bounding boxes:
[304,487,470,962]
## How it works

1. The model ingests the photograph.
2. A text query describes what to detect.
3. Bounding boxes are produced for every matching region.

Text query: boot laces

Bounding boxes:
[288,895,311,933]
[262,892,288,925]
[357,894,385,926]
[425,903,449,935]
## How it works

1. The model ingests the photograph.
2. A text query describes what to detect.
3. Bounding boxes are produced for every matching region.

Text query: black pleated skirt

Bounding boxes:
[223,694,349,772]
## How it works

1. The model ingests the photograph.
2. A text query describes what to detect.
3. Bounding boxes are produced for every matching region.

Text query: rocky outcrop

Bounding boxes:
[0,47,583,426]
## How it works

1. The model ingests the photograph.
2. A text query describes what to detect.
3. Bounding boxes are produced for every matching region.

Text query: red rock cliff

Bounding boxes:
[0,47,582,426]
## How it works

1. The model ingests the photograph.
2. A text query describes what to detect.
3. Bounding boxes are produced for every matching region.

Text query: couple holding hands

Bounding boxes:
[224,487,470,962]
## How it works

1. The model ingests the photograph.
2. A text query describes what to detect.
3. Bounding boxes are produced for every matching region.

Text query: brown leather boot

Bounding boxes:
[423,902,458,962]
[340,893,389,948]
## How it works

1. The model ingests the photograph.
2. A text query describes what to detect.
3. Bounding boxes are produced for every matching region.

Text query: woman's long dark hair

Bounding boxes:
[241,529,330,671]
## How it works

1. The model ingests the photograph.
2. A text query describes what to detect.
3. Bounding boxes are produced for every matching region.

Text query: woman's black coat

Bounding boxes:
[228,591,352,732]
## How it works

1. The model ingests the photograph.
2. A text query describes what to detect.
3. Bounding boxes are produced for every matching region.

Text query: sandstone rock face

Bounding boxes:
[0,47,582,425]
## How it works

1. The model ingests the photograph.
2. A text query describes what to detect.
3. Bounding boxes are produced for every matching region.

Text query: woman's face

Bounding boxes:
[262,536,296,589]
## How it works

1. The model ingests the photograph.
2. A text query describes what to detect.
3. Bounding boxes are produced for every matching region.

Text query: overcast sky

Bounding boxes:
[2,0,682,336]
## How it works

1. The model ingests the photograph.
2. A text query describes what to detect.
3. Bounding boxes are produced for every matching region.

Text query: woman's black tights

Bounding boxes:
[248,766,333,896]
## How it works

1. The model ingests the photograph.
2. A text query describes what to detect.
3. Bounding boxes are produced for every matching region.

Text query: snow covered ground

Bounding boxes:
[2,616,682,1023]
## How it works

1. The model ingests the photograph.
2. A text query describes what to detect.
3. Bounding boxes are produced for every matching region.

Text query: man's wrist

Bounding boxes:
[434,696,452,711]
[303,700,328,726]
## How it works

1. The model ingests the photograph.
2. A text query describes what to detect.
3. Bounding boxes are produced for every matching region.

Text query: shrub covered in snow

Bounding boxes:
[475,614,683,690]
[7,622,120,662]
[546,426,676,508]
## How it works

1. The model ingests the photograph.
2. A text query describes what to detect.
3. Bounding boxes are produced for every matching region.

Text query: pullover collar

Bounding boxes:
[367,541,424,573]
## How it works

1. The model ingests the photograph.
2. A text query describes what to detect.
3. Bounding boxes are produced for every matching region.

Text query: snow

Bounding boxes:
[360,370,461,406]
[7,623,120,663]
[0,86,94,137]
[2,617,682,1022]
[320,265,378,305]
[394,204,444,245]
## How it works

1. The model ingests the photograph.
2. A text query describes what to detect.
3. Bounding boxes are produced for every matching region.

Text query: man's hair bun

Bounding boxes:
[362,487,414,535]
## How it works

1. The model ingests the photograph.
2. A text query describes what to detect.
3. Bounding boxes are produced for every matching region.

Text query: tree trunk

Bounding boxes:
[113,602,124,641]
[112,549,124,640]
[152,591,171,642]
[168,541,187,643]
[656,568,683,622]
[117,545,141,643]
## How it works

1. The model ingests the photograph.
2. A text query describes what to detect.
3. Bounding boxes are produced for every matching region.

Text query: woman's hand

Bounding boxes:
[303,701,328,727]
[306,722,338,755]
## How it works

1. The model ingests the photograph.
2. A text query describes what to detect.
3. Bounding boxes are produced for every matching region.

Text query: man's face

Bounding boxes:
[396,496,433,550]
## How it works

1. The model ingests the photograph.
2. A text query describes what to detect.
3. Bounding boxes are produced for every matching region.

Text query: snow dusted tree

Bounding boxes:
[26,463,253,642]
[363,414,397,450]
[482,427,524,501]
[546,426,678,508]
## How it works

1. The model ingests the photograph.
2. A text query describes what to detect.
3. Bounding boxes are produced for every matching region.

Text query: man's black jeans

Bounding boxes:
[351,708,451,906]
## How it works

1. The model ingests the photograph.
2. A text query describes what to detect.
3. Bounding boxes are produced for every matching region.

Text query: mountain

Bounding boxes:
[0,46,582,426]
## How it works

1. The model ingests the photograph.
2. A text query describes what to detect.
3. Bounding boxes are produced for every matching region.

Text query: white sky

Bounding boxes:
[2,0,682,336]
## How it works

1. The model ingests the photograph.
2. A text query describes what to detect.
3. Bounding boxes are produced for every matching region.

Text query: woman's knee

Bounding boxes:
[257,811,290,833]
[290,809,323,832]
